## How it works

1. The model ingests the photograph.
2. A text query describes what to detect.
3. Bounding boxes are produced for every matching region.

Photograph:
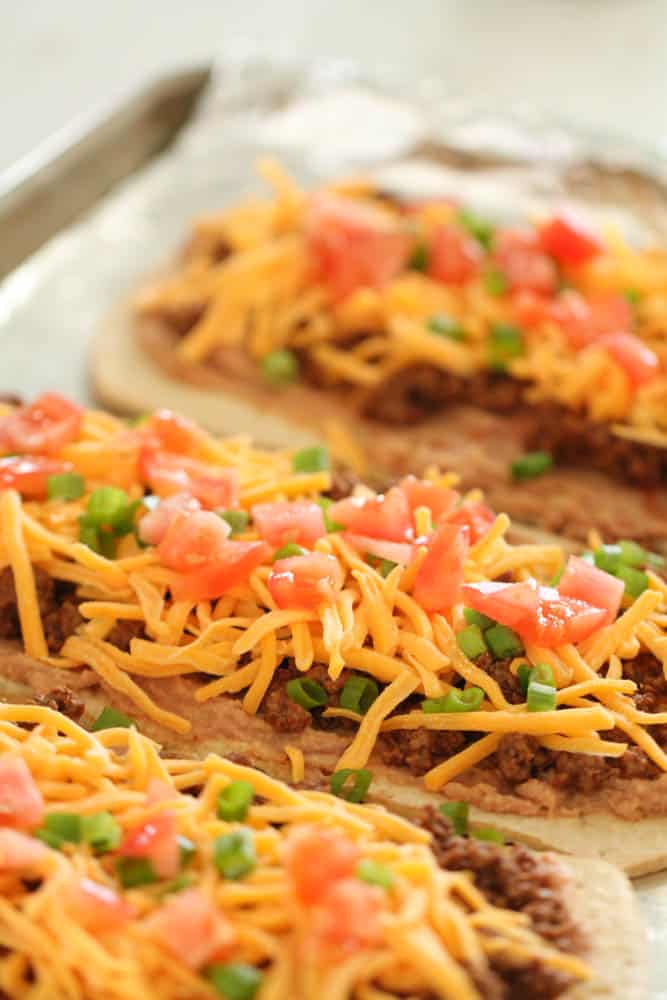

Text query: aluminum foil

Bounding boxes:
[0,54,666,995]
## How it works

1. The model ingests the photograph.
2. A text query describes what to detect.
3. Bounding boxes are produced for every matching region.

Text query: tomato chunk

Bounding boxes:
[555,290,633,348]
[344,533,414,567]
[70,878,134,933]
[144,888,236,968]
[597,332,660,387]
[312,878,384,955]
[399,476,459,523]
[146,409,203,455]
[538,214,602,266]
[138,493,202,547]
[0,393,83,456]
[0,829,49,871]
[268,552,344,610]
[169,540,270,603]
[284,826,360,904]
[140,447,239,510]
[493,229,558,295]
[0,456,72,499]
[252,500,326,548]
[0,757,44,830]
[428,224,483,285]
[511,289,553,329]
[445,501,496,545]
[157,511,231,572]
[117,811,180,879]
[462,578,609,647]
[412,523,468,612]
[558,555,624,627]
[306,193,412,301]
[329,487,412,543]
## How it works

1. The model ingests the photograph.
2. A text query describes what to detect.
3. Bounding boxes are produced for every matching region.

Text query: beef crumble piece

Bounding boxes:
[324,467,360,502]
[0,566,83,654]
[33,687,84,721]
[477,653,525,704]
[105,619,146,653]
[378,728,466,775]
[260,660,354,734]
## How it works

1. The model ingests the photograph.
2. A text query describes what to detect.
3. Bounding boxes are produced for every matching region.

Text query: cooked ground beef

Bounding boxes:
[105,620,146,652]
[0,393,22,406]
[33,687,84,721]
[0,566,83,654]
[42,601,83,655]
[422,807,583,1000]
[477,653,524,704]
[324,467,361,502]
[378,728,467,775]
[260,660,354,734]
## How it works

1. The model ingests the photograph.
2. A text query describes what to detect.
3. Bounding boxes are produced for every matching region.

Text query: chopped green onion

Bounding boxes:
[463,608,495,631]
[471,826,506,844]
[47,472,85,501]
[217,781,255,822]
[206,963,263,1000]
[36,813,82,849]
[157,873,193,896]
[81,812,122,854]
[85,487,132,530]
[292,445,330,474]
[127,413,150,427]
[485,624,524,659]
[214,829,256,880]
[517,663,532,694]
[409,242,429,272]
[510,451,553,482]
[458,209,495,249]
[357,859,394,890]
[488,323,523,371]
[427,313,466,341]
[261,349,300,386]
[316,496,344,532]
[593,543,623,575]
[624,288,640,306]
[78,515,110,556]
[440,800,469,836]
[178,835,197,867]
[111,499,142,537]
[286,678,328,710]
[526,680,557,713]
[484,269,508,296]
[330,768,373,803]
[532,662,555,687]
[422,687,484,713]
[456,624,488,661]
[273,542,308,561]
[115,857,157,888]
[617,539,647,568]
[340,675,379,714]
[366,554,397,578]
[549,562,565,587]
[616,564,649,599]
[647,550,666,570]
[219,509,249,536]
[91,707,133,732]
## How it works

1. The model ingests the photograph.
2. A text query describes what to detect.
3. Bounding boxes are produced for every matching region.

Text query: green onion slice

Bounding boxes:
[470,826,506,844]
[340,675,379,714]
[115,857,157,888]
[81,812,122,853]
[219,509,249,536]
[463,608,495,630]
[484,269,508,296]
[217,781,255,823]
[517,663,532,694]
[616,565,649,599]
[316,496,344,533]
[36,812,82,848]
[526,680,557,713]
[422,687,484,714]
[286,678,328,710]
[485,623,524,659]
[440,801,469,836]
[409,242,429,272]
[273,542,308,561]
[261,349,300,386]
[206,963,263,1000]
[510,451,553,482]
[330,768,373,803]
[366,554,398,578]
[213,829,256,880]
[593,543,623,574]
[47,472,85,501]
[458,209,494,249]
[91,707,133,732]
[177,835,196,868]
[292,446,330,474]
[455,625,488,661]
[427,313,466,341]
[85,486,131,529]
[357,858,394,890]
[488,323,523,371]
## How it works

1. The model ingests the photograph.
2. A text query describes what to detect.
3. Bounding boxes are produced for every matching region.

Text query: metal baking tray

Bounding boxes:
[0,59,665,996]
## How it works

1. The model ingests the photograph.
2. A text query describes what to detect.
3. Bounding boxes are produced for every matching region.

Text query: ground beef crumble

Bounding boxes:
[32,687,84,721]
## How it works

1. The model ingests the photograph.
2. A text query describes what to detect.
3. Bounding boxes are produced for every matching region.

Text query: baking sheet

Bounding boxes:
[0,53,666,996]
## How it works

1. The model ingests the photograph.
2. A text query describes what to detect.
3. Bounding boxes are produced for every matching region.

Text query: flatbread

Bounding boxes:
[2,639,665,879]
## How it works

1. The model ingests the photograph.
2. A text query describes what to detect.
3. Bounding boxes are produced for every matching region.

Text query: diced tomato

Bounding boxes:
[145,409,202,455]
[344,533,414,567]
[597,332,660,387]
[512,289,553,329]
[538,214,602,267]
[306,193,412,301]
[0,757,44,831]
[145,779,179,805]
[251,500,326,548]
[0,393,83,456]
[156,511,230,572]
[444,501,496,545]
[462,578,609,647]
[0,829,49,871]
[138,492,202,547]
[329,487,412,543]
[144,888,236,969]
[558,555,624,627]
[268,552,345,610]
[0,456,72,499]
[555,290,633,349]
[284,826,360,905]
[139,447,239,510]
[493,229,558,295]
[428,224,483,285]
[311,878,384,955]
[412,523,468,612]
[70,878,134,933]
[399,476,459,523]
[117,811,180,879]
[169,540,270,603]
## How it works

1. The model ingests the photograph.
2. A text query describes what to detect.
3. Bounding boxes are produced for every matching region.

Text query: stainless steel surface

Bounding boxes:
[0,56,665,996]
